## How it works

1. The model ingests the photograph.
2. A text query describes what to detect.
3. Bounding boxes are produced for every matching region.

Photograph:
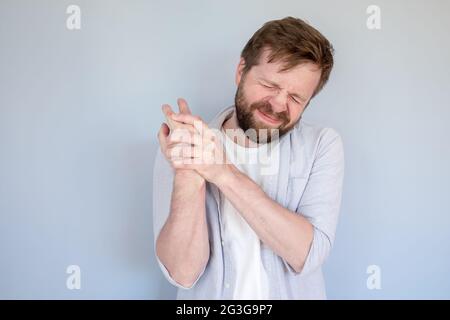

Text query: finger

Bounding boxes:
[169,125,197,139]
[177,98,192,114]
[157,123,169,152]
[158,123,169,141]
[172,160,198,170]
[171,153,203,166]
[160,122,170,136]
[170,155,200,163]
[166,141,194,156]
[169,130,203,146]
[162,104,177,130]
[162,104,175,117]
[171,113,208,130]
[168,144,200,157]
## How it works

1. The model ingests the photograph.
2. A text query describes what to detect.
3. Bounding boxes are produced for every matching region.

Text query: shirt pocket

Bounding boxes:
[286,176,309,213]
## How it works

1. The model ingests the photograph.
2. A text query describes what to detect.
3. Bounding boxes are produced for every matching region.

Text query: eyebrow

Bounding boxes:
[258,77,307,102]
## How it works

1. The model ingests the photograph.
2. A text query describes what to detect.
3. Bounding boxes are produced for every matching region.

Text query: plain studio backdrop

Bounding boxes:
[1,0,449,299]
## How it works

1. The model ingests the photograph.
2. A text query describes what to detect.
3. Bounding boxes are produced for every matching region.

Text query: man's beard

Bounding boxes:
[234,80,297,144]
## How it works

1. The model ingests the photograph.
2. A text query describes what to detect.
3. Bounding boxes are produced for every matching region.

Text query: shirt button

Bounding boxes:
[221,240,225,246]
[225,282,230,289]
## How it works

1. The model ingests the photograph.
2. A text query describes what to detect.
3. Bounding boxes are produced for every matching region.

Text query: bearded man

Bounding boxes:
[153,16,344,300]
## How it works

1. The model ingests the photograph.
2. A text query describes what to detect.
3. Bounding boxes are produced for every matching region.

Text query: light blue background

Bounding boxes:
[1,0,449,299]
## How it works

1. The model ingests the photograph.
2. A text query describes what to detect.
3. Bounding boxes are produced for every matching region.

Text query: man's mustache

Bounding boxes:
[251,102,289,124]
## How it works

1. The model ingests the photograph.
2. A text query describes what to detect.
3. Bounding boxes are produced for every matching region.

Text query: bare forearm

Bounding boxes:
[156,170,209,286]
[215,165,313,272]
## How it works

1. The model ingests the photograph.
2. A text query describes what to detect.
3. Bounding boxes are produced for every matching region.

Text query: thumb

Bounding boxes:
[158,123,170,141]
[161,122,170,136]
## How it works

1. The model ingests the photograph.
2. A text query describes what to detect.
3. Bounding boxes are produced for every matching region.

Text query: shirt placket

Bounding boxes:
[211,182,234,299]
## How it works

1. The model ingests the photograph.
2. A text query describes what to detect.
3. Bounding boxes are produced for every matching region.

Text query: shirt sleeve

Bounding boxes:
[152,148,206,289]
[282,127,345,276]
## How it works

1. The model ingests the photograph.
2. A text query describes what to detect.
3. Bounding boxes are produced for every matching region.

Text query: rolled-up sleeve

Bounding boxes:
[283,128,345,276]
[152,149,206,289]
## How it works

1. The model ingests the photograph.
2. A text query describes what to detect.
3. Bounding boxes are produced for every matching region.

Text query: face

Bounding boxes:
[234,50,322,143]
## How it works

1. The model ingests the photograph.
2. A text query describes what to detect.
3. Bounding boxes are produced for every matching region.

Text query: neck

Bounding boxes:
[221,109,259,148]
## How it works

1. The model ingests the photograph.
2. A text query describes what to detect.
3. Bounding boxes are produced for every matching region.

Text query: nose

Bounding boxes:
[268,91,288,114]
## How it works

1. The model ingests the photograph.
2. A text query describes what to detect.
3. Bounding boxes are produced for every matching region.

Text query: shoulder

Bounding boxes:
[297,119,342,144]
[292,119,344,160]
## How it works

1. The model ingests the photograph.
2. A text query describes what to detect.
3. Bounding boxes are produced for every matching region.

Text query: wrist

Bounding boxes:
[212,164,236,187]
[175,169,205,185]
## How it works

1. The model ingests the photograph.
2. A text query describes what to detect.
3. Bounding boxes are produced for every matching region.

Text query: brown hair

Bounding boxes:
[241,17,334,98]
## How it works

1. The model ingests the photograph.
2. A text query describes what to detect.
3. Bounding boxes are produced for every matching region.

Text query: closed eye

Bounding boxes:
[290,95,301,104]
[259,81,276,89]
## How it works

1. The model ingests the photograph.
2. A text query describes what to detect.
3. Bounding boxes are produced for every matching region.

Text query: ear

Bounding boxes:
[235,57,246,86]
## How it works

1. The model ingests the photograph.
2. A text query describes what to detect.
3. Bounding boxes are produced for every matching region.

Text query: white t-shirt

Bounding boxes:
[219,127,280,300]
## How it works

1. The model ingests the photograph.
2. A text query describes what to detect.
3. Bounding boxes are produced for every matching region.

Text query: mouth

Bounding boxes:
[256,109,282,126]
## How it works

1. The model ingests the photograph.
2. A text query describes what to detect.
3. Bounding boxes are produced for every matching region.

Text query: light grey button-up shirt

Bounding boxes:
[153,105,345,299]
